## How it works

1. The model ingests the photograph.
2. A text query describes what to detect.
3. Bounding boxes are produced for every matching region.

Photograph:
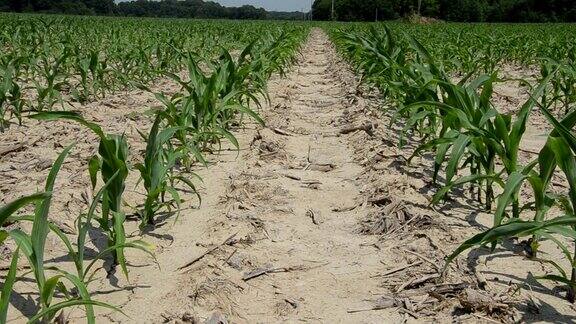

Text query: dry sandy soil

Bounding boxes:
[2,28,576,323]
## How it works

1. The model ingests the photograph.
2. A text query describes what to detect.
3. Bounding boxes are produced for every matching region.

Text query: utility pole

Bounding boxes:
[417,0,422,16]
[331,0,335,21]
[310,0,313,21]
[375,7,378,22]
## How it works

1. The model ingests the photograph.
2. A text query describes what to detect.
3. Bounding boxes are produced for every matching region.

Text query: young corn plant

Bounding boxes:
[71,50,100,104]
[52,170,154,283]
[0,61,27,131]
[256,30,302,79]
[33,44,70,111]
[409,71,552,214]
[0,193,48,323]
[442,215,576,302]
[135,113,201,227]
[540,58,576,116]
[393,53,449,145]
[148,52,264,170]
[522,109,576,257]
[496,91,576,282]
[30,112,130,274]
[475,72,556,224]
[535,104,576,302]
[0,146,124,323]
[404,74,503,209]
[215,42,268,116]
[335,26,409,104]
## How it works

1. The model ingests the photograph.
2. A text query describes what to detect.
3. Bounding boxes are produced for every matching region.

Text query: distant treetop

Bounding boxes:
[0,0,306,20]
[2,0,574,22]
[312,0,576,22]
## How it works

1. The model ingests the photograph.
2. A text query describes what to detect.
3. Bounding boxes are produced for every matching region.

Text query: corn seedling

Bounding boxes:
[29,112,131,275]
[541,58,576,116]
[135,113,201,227]
[149,52,264,169]
[0,193,48,323]
[0,146,123,323]
[32,44,70,111]
[0,64,25,131]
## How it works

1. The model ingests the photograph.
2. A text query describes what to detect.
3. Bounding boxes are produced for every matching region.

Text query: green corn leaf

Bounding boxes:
[174,175,202,206]
[434,142,451,184]
[83,240,156,281]
[58,271,96,323]
[230,104,265,126]
[8,229,33,267]
[26,299,124,324]
[510,71,557,155]
[494,114,511,152]
[0,248,19,324]
[112,211,129,280]
[41,275,63,307]
[32,144,73,289]
[0,192,51,226]
[432,173,503,205]
[165,186,182,222]
[216,125,239,151]
[88,155,101,190]
[77,170,121,277]
[46,223,76,264]
[537,100,576,155]
[30,112,105,139]
[187,143,208,167]
[0,230,7,245]
[444,216,576,273]
[541,232,574,266]
[494,171,527,227]
[548,136,576,210]
[408,134,456,163]
[445,134,471,184]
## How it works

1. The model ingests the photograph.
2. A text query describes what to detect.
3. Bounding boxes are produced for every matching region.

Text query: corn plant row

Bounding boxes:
[0,23,308,323]
[0,13,309,131]
[326,22,576,75]
[330,24,576,302]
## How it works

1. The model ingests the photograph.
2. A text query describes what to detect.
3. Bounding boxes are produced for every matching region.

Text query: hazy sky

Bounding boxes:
[115,0,312,12]
[214,0,312,12]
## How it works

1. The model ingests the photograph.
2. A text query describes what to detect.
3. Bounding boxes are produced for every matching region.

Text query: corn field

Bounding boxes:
[2,12,576,322]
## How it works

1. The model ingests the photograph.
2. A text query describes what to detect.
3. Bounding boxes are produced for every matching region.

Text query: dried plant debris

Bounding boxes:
[161,312,199,324]
[458,289,511,314]
[189,277,242,312]
[361,198,432,235]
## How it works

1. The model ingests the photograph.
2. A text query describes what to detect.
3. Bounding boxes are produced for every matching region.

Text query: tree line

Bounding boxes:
[312,0,576,22]
[0,0,305,20]
[1,0,574,22]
